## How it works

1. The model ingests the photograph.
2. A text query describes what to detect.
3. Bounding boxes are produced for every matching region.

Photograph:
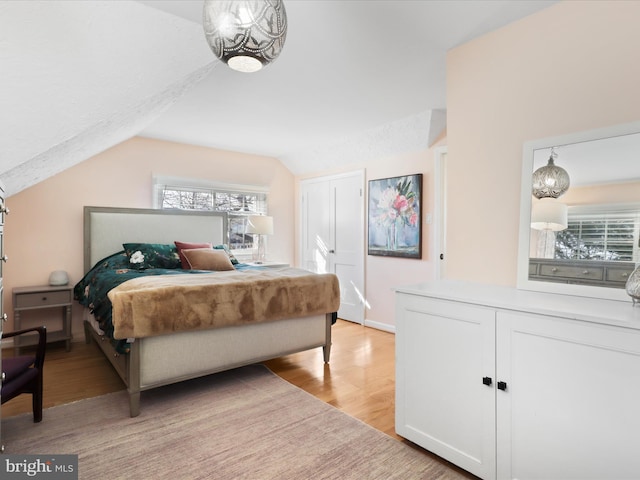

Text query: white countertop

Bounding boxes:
[395,280,640,331]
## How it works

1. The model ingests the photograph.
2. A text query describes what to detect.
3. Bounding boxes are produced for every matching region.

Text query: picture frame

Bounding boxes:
[368,173,423,258]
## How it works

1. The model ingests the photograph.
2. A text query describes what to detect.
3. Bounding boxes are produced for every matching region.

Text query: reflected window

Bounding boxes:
[555,212,638,261]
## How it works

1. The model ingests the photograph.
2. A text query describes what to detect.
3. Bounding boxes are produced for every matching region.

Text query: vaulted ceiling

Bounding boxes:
[1,0,557,196]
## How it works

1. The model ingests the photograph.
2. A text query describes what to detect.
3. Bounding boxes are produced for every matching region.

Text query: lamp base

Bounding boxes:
[253,234,266,264]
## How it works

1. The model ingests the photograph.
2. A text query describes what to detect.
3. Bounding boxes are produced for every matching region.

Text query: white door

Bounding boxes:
[301,171,365,324]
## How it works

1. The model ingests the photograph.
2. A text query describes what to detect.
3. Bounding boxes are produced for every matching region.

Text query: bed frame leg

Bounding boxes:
[128,339,141,417]
[129,392,140,417]
[83,320,92,344]
[323,313,332,363]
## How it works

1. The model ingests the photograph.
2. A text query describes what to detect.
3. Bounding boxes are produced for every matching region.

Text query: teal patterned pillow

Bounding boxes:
[214,244,239,265]
[122,243,181,269]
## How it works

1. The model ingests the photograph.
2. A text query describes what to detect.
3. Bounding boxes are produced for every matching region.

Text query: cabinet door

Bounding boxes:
[396,294,496,479]
[496,311,640,480]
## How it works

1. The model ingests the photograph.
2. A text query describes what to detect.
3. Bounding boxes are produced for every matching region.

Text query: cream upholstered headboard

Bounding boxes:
[83,206,228,272]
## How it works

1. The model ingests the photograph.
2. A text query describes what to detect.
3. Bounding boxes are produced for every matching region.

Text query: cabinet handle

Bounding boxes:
[1,255,7,263]
[582,270,590,275]
[1,313,7,322]
[551,267,558,273]
[0,204,8,214]
[497,381,507,391]
[482,376,492,386]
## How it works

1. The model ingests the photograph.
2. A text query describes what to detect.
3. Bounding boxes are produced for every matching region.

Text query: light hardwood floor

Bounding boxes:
[2,320,395,429]
[2,319,473,477]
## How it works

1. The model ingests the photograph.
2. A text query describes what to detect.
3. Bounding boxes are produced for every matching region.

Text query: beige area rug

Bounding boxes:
[2,365,468,480]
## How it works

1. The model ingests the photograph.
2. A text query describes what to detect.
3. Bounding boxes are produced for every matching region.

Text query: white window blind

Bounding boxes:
[555,210,639,262]
[153,176,268,252]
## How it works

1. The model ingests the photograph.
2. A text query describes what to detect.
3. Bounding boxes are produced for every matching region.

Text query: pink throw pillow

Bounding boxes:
[174,241,212,269]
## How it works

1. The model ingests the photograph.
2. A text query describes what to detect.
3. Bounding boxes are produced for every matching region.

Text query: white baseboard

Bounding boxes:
[363,318,396,334]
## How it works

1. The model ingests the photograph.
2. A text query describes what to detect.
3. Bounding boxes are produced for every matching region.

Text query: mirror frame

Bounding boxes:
[517,120,640,302]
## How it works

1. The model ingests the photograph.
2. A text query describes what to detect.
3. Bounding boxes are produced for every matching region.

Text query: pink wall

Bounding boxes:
[4,137,294,336]
[363,145,442,329]
[446,1,640,285]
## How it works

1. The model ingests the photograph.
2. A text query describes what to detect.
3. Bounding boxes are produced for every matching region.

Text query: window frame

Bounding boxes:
[153,175,269,259]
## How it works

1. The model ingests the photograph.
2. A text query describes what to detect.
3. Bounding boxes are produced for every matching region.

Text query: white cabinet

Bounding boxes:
[395,281,640,480]
[496,310,640,479]
[395,294,496,479]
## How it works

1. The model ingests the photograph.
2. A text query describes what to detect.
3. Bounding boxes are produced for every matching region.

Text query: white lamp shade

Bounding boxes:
[49,270,69,286]
[246,215,274,235]
[531,198,568,231]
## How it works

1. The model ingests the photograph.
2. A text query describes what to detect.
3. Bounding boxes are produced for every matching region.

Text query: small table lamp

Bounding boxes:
[246,215,274,263]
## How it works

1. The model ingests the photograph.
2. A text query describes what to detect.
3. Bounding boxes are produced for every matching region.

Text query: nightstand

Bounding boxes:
[13,285,73,353]
[245,261,289,269]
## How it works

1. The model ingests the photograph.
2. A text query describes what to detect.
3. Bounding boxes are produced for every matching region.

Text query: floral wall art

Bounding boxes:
[368,174,423,258]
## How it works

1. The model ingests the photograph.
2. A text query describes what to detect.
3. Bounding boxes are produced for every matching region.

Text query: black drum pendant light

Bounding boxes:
[203,0,288,73]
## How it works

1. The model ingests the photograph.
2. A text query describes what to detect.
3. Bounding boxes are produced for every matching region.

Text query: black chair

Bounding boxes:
[1,326,46,422]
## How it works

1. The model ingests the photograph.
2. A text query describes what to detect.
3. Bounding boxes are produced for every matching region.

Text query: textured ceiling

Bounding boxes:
[1,0,557,196]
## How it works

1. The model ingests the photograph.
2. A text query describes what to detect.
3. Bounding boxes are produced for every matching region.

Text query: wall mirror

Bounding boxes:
[517,121,640,301]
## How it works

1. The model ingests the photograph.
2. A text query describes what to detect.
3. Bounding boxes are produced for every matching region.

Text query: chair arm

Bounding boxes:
[2,326,47,369]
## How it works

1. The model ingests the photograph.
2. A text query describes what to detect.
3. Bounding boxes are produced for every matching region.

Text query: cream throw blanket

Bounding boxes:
[107,268,340,339]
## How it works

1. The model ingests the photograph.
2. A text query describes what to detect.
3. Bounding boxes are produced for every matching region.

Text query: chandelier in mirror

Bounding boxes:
[530,147,571,231]
[531,147,570,199]
[203,0,288,73]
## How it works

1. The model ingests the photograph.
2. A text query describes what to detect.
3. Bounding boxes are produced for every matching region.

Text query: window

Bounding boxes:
[154,176,268,254]
[554,209,640,262]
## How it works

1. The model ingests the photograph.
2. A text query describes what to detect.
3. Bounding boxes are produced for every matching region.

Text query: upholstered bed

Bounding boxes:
[77,206,339,417]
